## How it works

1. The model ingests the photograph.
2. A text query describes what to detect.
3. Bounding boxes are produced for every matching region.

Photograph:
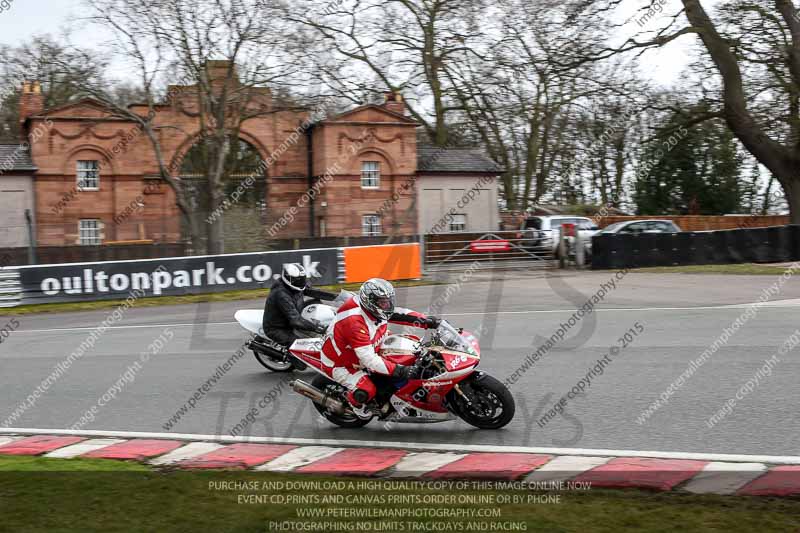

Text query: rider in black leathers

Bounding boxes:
[262,263,336,347]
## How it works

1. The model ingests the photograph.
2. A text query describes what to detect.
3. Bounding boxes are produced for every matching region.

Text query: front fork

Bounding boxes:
[448,370,485,411]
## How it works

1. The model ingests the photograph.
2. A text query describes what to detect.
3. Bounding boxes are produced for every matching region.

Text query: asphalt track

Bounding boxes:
[2,270,799,456]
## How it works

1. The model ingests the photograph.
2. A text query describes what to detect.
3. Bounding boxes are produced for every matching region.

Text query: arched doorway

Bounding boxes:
[179,137,266,253]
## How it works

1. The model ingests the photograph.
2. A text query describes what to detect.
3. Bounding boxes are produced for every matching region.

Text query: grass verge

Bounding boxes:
[0,456,798,532]
[0,279,436,317]
[630,263,798,275]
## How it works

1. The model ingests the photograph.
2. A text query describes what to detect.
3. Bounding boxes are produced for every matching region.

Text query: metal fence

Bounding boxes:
[423,230,556,272]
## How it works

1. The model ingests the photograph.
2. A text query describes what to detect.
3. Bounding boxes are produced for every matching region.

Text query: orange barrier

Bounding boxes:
[342,243,421,283]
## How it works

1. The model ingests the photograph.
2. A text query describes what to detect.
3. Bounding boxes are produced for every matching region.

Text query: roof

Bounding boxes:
[28,97,112,119]
[0,144,37,172]
[321,103,418,124]
[416,139,503,174]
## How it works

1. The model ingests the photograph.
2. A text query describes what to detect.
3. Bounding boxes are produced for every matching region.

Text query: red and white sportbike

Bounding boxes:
[288,320,515,430]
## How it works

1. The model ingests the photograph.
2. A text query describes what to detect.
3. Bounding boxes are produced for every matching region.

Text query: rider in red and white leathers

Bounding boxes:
[320,278,440,408]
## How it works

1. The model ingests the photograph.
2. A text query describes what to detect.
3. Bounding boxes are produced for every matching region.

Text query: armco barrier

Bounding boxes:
[4,248,340,305]
[591,225,800,269]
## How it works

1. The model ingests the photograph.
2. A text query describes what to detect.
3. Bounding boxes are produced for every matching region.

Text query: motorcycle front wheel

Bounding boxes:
[310,374,372,428]
[450,374,515,429]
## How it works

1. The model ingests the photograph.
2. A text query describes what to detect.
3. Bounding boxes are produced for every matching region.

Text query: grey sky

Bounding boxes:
[0,0,713,88]
[0,0,90,44]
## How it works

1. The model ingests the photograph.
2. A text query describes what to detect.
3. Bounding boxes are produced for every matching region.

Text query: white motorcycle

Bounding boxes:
[234,291,352,372]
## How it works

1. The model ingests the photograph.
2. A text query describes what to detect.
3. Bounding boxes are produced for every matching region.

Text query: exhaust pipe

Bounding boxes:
[247,337,286,359]
[290,380,348,415]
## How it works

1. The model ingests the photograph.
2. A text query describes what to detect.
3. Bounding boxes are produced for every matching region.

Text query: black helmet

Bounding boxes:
[358,278,395,321]
[281,263,307,291]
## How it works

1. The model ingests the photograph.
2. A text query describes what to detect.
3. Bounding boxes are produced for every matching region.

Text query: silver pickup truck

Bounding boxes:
[519,216,599,258]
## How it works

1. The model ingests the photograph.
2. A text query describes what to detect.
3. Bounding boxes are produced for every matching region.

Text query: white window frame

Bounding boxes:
[360,161,380,189]
[77,160,100,190]
[362,214,382,236]
[78,219,101,245]
[449,213,467,232]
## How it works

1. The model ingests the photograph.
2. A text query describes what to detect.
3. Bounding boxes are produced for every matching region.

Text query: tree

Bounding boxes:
[0,35,106,140]
[635,108,743,215]
[575,0,800,222]
[294,0,489,147]
[443,0,637,210]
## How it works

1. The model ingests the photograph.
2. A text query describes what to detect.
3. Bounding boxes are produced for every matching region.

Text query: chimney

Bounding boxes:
[19,81,45,129]
[202,60,239,89]
[383,91,405,115]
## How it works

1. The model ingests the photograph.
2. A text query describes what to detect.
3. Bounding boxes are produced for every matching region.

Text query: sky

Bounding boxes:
[0,0,716,88]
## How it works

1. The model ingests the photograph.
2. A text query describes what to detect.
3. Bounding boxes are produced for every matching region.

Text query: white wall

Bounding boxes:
[417,174,499,234]
[0,175,35,247]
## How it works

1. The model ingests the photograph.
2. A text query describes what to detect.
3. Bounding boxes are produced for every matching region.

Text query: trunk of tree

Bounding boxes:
[205,132,230,255]
[761,175,775,215]
[782,179,800,224]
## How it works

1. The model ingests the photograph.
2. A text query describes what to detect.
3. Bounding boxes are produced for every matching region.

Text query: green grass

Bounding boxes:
[0,280,435,316]
[0,455,149,472]
[631,263,798,275]
[0,455,798,532]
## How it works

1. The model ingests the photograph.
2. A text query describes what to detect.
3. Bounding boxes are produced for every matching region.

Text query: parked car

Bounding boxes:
[519,216,600,258]
[598,219,682,235]
[587,219,682,256]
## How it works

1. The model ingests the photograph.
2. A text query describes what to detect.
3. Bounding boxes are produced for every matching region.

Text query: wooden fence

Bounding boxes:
[596,215,791,232]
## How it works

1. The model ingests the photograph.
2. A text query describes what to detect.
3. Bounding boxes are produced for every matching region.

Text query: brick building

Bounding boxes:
[9,63,501,250]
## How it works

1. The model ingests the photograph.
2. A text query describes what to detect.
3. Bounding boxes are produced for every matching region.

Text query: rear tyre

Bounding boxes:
[250,337,294,372]
[451,374,515,429]
[253,350,294,372]
[310,374,372,428]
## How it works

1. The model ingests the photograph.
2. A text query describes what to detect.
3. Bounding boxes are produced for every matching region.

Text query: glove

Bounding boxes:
[392,365,411,379]
[425,316,442,329]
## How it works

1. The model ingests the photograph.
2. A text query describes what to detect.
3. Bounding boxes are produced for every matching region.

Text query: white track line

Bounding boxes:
[255,446,343,472]
[389,452,467,477]
[11,302,797,335]
[3,428,800,466]
[524,456,612,483]
[44,438,126,459]
[0,436,22,447]
[682,461,768,495]
[149,442,226,465]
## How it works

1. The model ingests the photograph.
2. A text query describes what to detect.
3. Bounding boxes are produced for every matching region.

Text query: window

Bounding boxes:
[620,222,648,234]
[449,214,467,232]
[362,214,382,236]
[77,160,100,190]
[79,219,101,245]
[523,217,542,230]
[650,221,679,233]
[361,161,380,188]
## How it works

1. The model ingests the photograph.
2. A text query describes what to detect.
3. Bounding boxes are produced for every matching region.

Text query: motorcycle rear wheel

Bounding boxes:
[253,350,293,372]
[451,374,515,429]
[310,374,372,428]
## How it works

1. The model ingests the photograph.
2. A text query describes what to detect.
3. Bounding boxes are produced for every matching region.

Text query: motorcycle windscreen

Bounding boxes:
[436,322,480,356]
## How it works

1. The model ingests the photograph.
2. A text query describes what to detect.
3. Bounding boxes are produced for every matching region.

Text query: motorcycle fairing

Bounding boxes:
[388,396,455,422]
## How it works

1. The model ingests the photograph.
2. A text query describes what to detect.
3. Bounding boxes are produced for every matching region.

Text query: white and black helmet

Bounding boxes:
[358,278,395,321]
[281,263,307,291]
